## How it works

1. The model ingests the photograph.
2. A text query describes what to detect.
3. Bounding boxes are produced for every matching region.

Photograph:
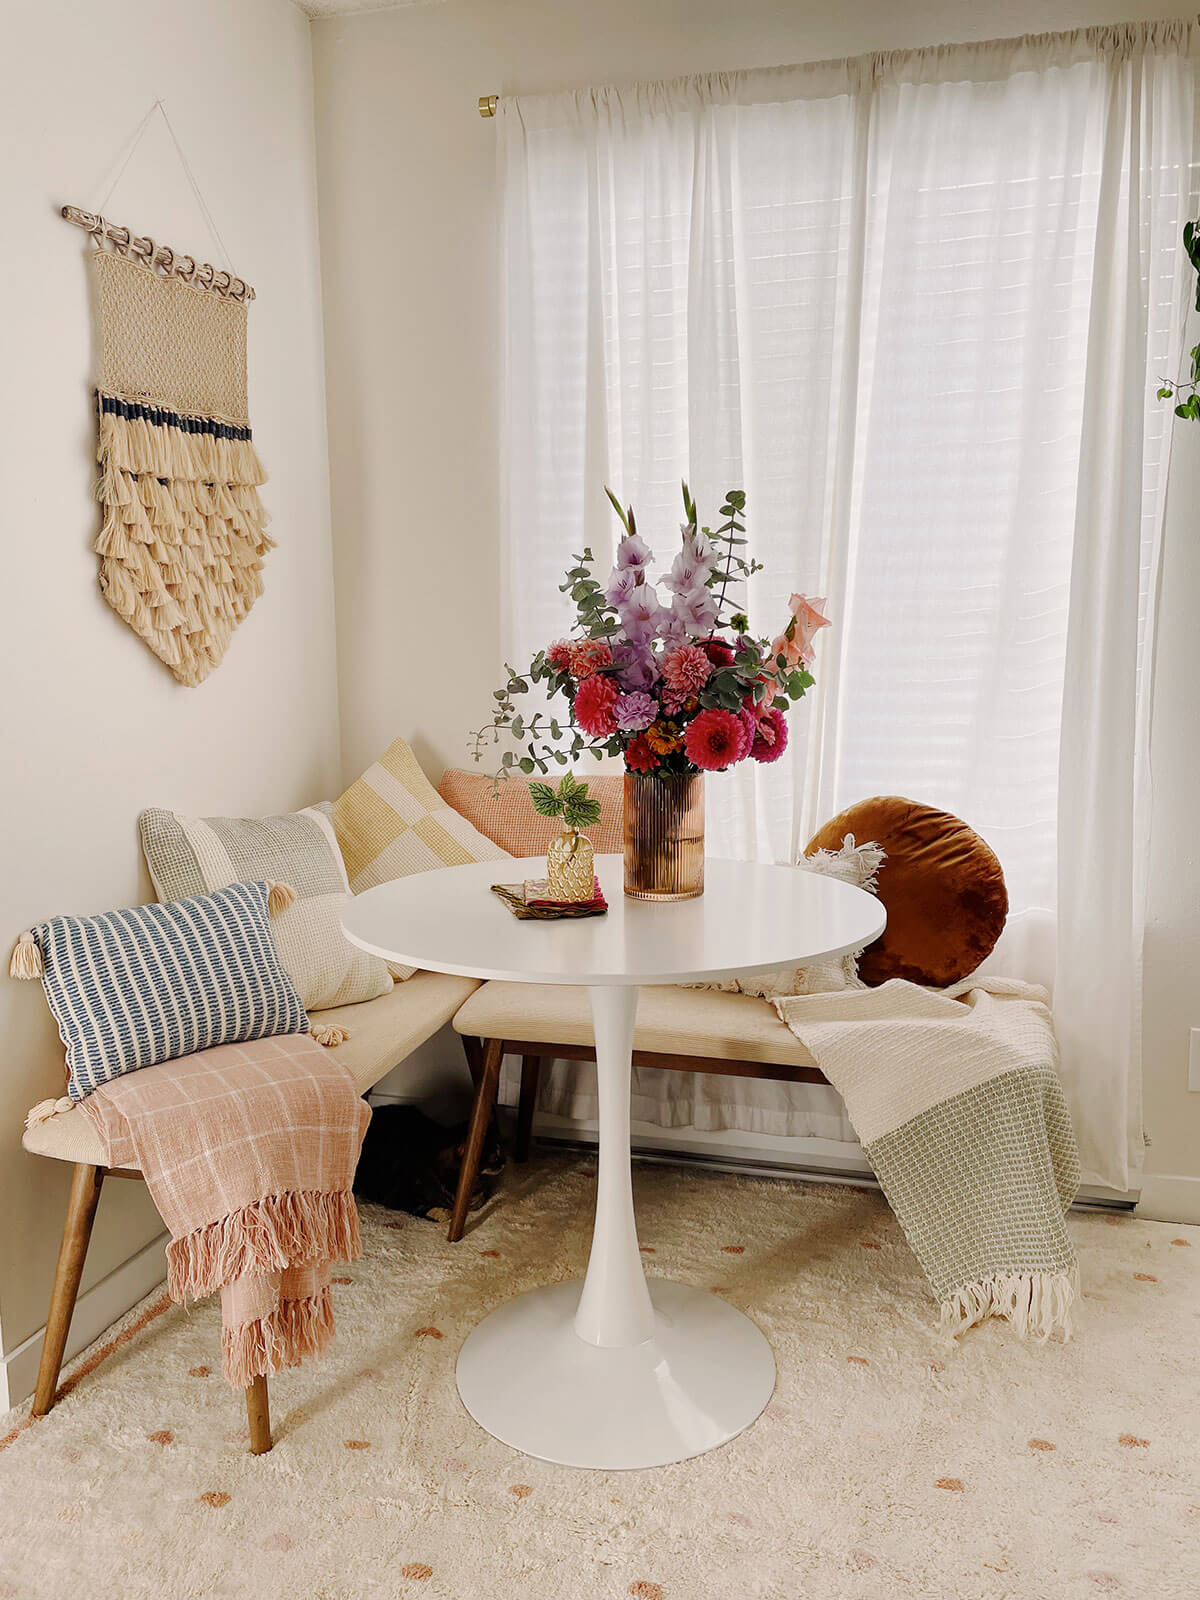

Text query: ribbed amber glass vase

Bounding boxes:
[623,772,705,900]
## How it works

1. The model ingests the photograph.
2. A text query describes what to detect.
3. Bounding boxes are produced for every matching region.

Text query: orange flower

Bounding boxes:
[645,720,682,755]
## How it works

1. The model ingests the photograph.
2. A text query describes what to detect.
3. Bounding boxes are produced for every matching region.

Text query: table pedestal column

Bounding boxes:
[454,983,776,1469]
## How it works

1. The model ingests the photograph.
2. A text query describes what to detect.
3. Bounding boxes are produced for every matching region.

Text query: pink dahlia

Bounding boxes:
[661,643,711,699]
[546,638,574,673]
[748,706,789,764]
[568,638,614,679]
[684,707,750,772]
[574,672,620,736]
[624,734,659,773]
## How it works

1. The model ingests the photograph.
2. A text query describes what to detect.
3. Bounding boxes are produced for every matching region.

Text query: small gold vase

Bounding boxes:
[623,772,705,901]
[546,827,595,901]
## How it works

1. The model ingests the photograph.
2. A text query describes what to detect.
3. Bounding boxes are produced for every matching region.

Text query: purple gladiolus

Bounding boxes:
[615,532,653,572]
[671,585,719,635]
[614,691,658,732]
[612,639,659,692]
[604,566,642,608]
[664,530,716,596]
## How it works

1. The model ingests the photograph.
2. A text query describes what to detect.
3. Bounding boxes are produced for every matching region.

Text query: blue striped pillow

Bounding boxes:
[27,881,309,1102]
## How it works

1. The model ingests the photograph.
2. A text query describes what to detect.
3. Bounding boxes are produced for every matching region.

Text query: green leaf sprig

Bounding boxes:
[527,773,603,831]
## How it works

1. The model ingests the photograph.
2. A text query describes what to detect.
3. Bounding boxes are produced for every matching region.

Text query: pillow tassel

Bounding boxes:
[25,1096,74,1129]
[9,932,43,980]
[265,881,297,916]
[309,1022,349,1048]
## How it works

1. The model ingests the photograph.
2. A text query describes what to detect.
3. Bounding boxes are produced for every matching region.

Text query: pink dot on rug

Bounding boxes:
[1170,1238,1191,1246]
[1118,1434,1149,1448]
[1028,1438,1055,1451]
[936,1478,965,1492]
[849,1551,878,1571]
[509,1484,533,1498]
[399,1564,433,1581]
[629,1584,663,1600]
[415,1326,443,1339]
[727,1513,751,1528]
[1088,1574,1121,1591]
[860,1240,882,1251]
[262,1534,292,1552]
[1133,1273,1157,1283]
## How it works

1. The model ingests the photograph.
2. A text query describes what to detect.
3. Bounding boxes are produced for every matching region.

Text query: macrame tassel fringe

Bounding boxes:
[309,1022,349,1048]
[939,1269,1078,1344]
[265,880,297,916]
[222,1284,336,1388]
[25,1096,75,1130]
[9,932,43,980]
[166,1188,362,1305]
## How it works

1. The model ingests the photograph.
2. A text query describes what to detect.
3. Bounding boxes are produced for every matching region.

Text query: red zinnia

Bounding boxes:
[546,638,574,673]
[574,672,620,737]
[624,734,659,773]
[748,706,789,764]
[683,707,750,771]
[700,637,736,667]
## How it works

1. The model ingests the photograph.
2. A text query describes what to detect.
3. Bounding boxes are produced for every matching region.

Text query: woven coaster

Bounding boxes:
[490,884,608,921]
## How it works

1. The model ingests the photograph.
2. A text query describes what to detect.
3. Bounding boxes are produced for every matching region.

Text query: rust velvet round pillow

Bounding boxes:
[805,797,1007,988]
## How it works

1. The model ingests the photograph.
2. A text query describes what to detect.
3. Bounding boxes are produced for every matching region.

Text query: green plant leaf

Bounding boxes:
[527,781,563,817]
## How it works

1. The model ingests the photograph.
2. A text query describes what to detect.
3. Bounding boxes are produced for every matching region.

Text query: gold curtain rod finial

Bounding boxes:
[479,94,498,118]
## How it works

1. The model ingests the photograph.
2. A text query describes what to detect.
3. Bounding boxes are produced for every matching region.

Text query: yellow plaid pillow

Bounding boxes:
[333,735,509,893]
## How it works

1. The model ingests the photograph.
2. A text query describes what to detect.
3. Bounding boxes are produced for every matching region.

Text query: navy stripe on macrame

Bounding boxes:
[98,393,253,443]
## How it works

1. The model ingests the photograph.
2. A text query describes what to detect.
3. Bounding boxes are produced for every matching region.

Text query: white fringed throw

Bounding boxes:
[774,976,1079,1341]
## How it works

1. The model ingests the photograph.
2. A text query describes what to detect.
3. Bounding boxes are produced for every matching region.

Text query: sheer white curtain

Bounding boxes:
[498,23,1198,1189]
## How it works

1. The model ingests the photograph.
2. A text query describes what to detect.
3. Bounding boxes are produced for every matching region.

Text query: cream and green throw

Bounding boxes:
[774,975,1079,1340]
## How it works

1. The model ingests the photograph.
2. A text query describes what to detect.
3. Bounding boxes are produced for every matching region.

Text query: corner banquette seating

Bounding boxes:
[21,763,1005,1450]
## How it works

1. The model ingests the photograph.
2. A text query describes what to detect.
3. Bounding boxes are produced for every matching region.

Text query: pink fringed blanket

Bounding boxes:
[79,1034,370,1387]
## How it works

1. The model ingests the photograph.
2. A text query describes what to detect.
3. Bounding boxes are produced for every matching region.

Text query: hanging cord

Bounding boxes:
[91,98,238,278]
[62,97,253,300]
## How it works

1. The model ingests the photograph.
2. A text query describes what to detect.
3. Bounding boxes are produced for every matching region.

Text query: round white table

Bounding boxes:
[342,852,884,1470]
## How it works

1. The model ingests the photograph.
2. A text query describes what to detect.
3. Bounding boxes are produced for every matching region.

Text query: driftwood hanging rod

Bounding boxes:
[60,205,255,303]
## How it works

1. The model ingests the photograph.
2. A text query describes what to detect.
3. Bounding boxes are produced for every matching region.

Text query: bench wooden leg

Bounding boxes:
[32,1162,105,1417]
[461,1033,484,1089]
[246,1373,272,1454]
[515,1055,542,1163]
[448,1037,504,1243]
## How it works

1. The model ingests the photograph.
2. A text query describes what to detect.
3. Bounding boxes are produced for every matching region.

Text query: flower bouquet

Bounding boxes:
[475,483,829,899]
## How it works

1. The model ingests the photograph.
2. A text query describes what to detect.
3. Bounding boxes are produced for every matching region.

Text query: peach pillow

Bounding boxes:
[438,769,624,858]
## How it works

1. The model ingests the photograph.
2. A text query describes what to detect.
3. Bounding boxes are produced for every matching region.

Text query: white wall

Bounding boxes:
[312,0,1200,1209]
[0,0,339,1398]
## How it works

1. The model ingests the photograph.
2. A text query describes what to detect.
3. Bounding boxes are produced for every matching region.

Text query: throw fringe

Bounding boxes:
[222,1283,335,1387]
[309,1022,349,1047]
[25,1096,75,1129]
[167,1188,362,1304]
[265,880,297,917]
[939,1269,1078,1344]
[9,932,43,980]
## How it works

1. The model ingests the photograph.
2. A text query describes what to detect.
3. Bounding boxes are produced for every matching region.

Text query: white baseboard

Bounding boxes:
[1135,1173,1200,1225]
[0,1232,168,1413]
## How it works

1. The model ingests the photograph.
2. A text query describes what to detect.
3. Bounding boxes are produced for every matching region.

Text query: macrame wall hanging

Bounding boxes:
[64,102,270,687]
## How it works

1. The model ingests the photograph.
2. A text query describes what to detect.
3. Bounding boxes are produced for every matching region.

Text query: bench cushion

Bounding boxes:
[452,981,818,1070]
[22,972,480,1169]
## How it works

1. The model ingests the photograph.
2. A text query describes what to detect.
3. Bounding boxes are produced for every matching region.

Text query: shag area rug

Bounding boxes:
[1,1155,1196,1600]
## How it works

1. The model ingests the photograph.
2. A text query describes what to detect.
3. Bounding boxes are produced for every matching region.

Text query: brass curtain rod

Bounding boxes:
[59,204,255,302]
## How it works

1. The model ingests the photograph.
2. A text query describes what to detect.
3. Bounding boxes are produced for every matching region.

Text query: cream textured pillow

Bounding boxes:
[331,736,510,979]
[686,835,885,1000]
[139,803,393,1012]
